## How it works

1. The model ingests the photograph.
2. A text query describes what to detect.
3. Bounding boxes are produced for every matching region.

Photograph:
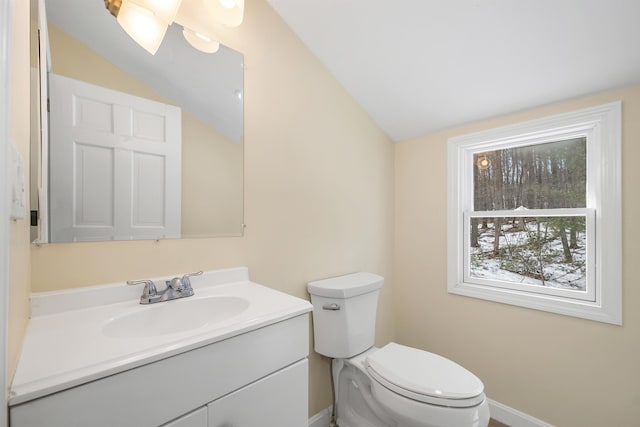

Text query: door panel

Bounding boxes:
[74,143,114,227]
[49,73,181,242]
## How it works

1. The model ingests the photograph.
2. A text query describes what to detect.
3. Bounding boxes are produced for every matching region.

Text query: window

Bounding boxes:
[447,102,621,324]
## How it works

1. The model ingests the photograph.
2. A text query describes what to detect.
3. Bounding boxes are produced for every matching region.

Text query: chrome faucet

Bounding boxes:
[127,271,203,304]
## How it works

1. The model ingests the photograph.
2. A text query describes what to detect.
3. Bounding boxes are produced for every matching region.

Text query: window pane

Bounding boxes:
[473,138,586,210]
[469,216,587,291]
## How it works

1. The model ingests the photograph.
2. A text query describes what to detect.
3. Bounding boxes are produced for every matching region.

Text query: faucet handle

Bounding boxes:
[126,279,158,298]
[167,276,184,290]
[181,271,203,290]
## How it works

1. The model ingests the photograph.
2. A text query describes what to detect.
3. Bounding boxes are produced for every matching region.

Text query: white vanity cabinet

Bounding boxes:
[161,359,309,427]
[10,268,313,427]
[10,314,310,427]
[162,408,208,427]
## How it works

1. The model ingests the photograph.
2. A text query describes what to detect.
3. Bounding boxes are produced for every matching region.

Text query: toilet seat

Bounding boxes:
[366,343,485,408]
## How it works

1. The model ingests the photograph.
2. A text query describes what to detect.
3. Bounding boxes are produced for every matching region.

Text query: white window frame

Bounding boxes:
[447,102,622,325]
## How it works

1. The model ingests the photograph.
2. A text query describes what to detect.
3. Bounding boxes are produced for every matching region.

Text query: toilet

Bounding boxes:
[307,272,490,427]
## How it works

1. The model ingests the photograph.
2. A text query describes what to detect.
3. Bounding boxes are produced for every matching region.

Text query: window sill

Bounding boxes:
[448,280,621,325]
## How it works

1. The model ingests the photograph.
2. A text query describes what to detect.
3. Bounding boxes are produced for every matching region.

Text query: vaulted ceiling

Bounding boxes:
[267,0,640,141]
[45,0,640,143]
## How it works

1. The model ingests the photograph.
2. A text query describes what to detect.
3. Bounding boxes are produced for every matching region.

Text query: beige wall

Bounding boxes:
[8,0,32,386]
[25,0,395,416]
[47,24,243,238]
[394,85,640,426]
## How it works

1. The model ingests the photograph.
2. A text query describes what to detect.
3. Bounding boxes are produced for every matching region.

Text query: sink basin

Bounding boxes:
[102,296,250,338]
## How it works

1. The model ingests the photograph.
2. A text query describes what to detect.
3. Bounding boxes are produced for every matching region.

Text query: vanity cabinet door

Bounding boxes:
[162,407,207,427]
[208,359,308,427]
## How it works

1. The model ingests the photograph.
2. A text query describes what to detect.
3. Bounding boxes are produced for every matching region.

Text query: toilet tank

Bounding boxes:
[307,272,383,358]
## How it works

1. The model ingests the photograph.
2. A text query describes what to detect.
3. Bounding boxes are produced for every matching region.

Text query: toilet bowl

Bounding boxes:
[308,272,490,427]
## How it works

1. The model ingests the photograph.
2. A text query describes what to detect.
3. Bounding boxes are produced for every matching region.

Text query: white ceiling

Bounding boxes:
[266,0,640,141]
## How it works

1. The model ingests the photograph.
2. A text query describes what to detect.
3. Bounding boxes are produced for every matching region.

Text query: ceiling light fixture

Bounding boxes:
[182,27,220,53]
[218,0,237,9]
[105,0,168,55]
[104,0,243,55]
[133,0,182,23]
[210,0,244,27]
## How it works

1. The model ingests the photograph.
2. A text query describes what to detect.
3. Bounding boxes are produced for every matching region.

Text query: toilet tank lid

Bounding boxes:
[308,272,383,298]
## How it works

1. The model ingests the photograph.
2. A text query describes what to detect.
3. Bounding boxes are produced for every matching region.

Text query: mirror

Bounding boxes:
[31,0,244,243]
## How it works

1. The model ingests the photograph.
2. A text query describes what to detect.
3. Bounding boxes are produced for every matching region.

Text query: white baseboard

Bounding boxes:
[488,398,554,427]
[308,407,331,427]
[309,400,553,427]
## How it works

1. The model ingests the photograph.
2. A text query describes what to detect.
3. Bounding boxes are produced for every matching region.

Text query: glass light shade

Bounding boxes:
[130,0,183,23]
[218,0,237,8]
[117,1,169,55]
[183,28,220,53]
[227,0,244,27]
[210,0,244,27]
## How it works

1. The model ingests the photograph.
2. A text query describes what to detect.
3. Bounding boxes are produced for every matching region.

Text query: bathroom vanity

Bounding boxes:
[9,267,312,427]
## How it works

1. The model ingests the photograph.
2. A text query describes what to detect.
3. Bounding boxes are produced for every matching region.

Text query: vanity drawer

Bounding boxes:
[208,359,308,427]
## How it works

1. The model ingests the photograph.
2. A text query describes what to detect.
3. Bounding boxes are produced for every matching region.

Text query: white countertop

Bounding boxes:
[10,267,312,405]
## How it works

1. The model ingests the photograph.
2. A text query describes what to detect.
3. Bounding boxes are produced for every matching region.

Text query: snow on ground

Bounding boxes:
[469,221,586,291]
